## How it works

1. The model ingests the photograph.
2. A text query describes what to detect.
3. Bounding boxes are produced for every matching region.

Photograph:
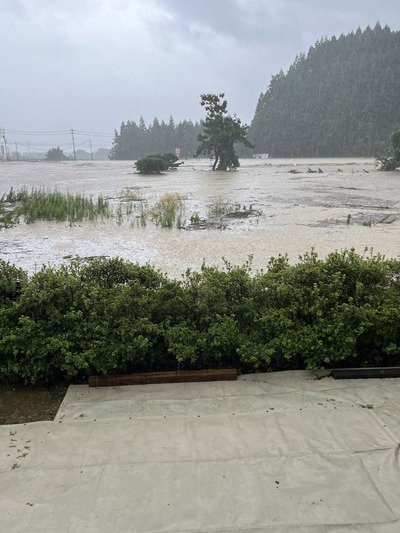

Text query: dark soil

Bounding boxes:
[0,384,68,425]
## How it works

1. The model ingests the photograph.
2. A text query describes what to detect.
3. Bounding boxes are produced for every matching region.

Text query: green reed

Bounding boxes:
[207,196,240,217]
[0,187,111,226]
[149,193,185,228]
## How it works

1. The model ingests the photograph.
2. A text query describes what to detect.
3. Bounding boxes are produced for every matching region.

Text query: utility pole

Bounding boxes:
[27,140,31,161]
[15,143,19,161]
[71,128,76,161]
[89,139,93,160]
[368,119,373,158]
[2,129,10,161]
[0,128,4,161]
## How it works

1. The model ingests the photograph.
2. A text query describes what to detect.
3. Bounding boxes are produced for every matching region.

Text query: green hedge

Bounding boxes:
[1,250,400,385]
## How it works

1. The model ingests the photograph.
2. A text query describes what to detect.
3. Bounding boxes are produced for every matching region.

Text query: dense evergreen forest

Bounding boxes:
[249,24,400,157]
[109,116,203,160]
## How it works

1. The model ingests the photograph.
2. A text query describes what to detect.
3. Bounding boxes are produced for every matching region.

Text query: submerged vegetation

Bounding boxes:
[0,187,259,231]
[149,193,185,228]
[0,187,186,229]
[207,196,240,217]
[1,250,400,385]
[0,187,110,227]
[135,153,184,174]
[376,129,400,171]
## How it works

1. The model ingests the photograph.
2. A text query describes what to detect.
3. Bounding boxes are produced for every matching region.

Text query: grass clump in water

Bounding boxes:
[121,188,141,202]
[0,187,111,226]
[2,188,30,204]
[208,196,240,218]
[378,214,397,225]
[0,188,30,228]
[149,193,185,228]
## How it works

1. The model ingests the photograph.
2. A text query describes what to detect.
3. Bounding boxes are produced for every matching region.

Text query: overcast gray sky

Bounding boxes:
[1,0,400,152]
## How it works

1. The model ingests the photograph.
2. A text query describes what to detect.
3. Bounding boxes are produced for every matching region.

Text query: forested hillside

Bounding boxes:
[109,116,203,160]
[249,24,400,157]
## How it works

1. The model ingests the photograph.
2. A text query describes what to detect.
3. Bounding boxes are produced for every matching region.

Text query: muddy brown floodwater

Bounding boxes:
[0,158,399,277]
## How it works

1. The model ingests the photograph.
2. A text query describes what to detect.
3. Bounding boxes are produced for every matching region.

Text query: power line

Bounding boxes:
[15,139,105,149]
[1,127,111,160]
[6,128,114,137]
[6,129,71,136]
[74,130,114,138]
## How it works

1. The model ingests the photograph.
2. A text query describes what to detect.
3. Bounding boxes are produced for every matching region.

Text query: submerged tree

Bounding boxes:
[195,93,253,170]
[45,147,68,161]
[376,129,400,170]
[135,153,184,174]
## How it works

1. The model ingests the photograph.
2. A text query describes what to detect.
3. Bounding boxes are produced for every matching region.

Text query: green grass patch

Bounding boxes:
[149,193,185,228]
[0,187,111,227]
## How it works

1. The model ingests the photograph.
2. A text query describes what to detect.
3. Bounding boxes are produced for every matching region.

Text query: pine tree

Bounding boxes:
[195,93,253,170]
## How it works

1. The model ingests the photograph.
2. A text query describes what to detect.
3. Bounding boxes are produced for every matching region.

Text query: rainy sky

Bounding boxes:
[1,0,400,150]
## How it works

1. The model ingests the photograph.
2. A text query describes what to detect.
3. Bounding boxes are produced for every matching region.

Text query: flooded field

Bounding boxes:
[0,158,399,276]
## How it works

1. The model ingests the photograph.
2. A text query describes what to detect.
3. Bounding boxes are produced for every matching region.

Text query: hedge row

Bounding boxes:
[1,249,400,385]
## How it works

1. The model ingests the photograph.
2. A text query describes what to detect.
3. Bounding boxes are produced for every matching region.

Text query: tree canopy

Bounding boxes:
[195,93,253,170]
[376,129,400,170]
[135,153,184,174]
[249,24,400,157]
[45,147,68,161]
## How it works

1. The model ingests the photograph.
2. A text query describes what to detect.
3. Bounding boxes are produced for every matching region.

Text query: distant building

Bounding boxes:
[253,153,269,159]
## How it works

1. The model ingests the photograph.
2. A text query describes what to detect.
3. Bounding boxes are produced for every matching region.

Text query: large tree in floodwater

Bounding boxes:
[195,93,253,171]
[377,129,400,170]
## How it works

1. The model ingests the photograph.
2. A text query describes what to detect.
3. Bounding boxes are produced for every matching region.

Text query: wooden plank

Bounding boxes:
[88,368,237,387]
[331,367,400,379]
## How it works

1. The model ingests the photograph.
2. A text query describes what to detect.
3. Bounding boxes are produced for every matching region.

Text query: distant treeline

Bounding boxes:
[109,117,203,160]
[249,23,400,157]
